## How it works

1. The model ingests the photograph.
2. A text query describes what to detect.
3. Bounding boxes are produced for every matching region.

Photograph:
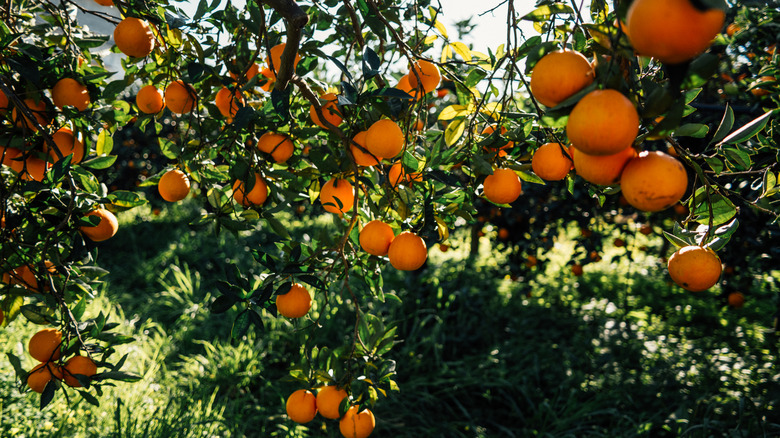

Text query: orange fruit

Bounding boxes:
[572,146,637,186]
[310,93,343,129]
[257,132,294,163]
[12,98,49,132]
[387,162,422,187]
[395,74,421,100]
[266,42,301,74]
[258,67,276,92]
[725,23,741,37]
[79,208,119,242]
[567,89,639,156]
[620,151,687,212]
[481,124,513,152]
[667,245,722,291]
[339,405,376,438]
[639,224,653,235]
[136,85,164,114]
[525,255,538,268]
[286,389,317,423]
[232,173,268,206]
[9,265,40,291]
[727,291,745,308]
[531,142,572,181]
[408,59,441,94]
[48,127,85,164]
[571,264,584,276]
[366,119,404,159]
[387,231,427,271]
[614,238,626,247]
[0,308,3,325]
[317,385,348,420]
[62,355,97,387]
[229,61,260,81]
[483,168,522,204]
[51,78,90,111]
[29,328,62,362]
[350,131,380,167]
[158,169,190,202]
[320,178,354,215]
[497,228,509,240]
[21,156,49,181]
[1,147,22,169]
[27,363,63,393]
[113,17,155,58]
[750,76,775,97]
[626,0,725,64]
[529,50,595,107]
[359,220,395,256]
[93,0,113,5]
[276,283,312,318]
[215,87,244,119]
[164,80,197,114]
[0,91,8,113]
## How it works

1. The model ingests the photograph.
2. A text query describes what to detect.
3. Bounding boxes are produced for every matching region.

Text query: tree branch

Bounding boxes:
[261,0,309,91]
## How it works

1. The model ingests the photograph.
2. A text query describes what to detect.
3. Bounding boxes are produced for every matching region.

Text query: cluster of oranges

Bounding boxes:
[286,387,375,438]
[26,328,98,393]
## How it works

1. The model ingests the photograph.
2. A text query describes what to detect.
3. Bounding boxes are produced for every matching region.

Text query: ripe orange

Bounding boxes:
[626,0,725,64]
[113,17,155,58]
[667,245,722,291]
[29,328,62,362]
[359,220,395,256]
[750,76,775,97]
[1,147,21,169]
[136,85,164,114]
[27,363,63,393]
[365,119,404,159]
[62,355,97,387]
[387,162,422,188]
[164,80,197,114]
[727,291,745,308]
[232,173,268,207]
[567,89,639,156]
[387,231,427,271]
[350,131,380,167]
[531,143,572,181]
[310,93,343,129]
[9,264,41,292]
[483,169,522,204]
[229,61,260,81]
[158,169,190,202]
[48,127,85,164]
[276,283,312,318]
[258,67,276,92]
[339,405,376,438]
[266,42,301,74]
[320,178,354,215]
[80,208,119,242]
[257,132,294,163]
[215,87,244,119]
[0,91,8,113]
[317,385,348,420]
[286,389,317,423]
[0,308,3,325]
[93,0,113,6]
[529,50,594,107]
[408,59,441,94]
[51,78,90,111]
[571,264,584,276]
[12,98,49,132]
[725,23,741,37]
[614,238,626,247]
[19,156,49,181]
[572,146,637,186]
[620,151,687,212]
[395,74,421,100]
[481,124,513,152]
[639,224,653,236]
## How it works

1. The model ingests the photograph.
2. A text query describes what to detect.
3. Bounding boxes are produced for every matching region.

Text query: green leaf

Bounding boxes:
[692,193,737,226]
[718,111,773,145]
[522,4,574,21]
[709,105,734,145]
[96,129,113,156]
[674,123,709,138]
[663,230,691,249]
[444,118,465,146]
[723,147,752,170]
[231,310,250,339]
[81,155,117,170]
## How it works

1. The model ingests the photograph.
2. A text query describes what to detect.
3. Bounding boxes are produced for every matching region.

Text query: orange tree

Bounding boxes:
[1,0,778,426]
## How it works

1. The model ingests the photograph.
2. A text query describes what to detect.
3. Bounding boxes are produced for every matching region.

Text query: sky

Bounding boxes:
[437,0,538,53]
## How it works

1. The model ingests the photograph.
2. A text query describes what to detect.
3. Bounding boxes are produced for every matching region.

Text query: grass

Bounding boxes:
[1,201,778,437]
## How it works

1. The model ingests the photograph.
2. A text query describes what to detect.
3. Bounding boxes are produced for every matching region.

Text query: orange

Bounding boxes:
[626,0,725,64]
[366,119,404,159]
[408,59,441,94]
[667,245,722,291]
[620,151,687,212]
[727,291,745,308]
[229,61,260,81]
[614,238,626,247]
[320,178,354,215]
[29,328,62,362]
[387,231,427,271]
[1,147,22,168]
[350,131,380,167]
[483,168,522,204]
[481,124,513,152]
[639,224,653,236]
[51,78,90,111]
[113,17,155,58]
[529,50,594,107]
[339,405,376,438]
[286,389,317,423]
[62,355,97,387]
[387,162,422,187]
[572,146,637,186]
[0,309,3,325]
[164,80,197,114]
[276,283,312,318]
[310,93,343,129]
[21,156,49,181]
[80,208,119,242]
[10,265,40,291]
[258,67,276,92]
[317,385,348,420]
[395,75,421,100]
[531,142,572,181]
[750,76,775,97]
[359,220,395,256]
[48,127,85,164]
[93,0,113,5]
[12,98,49,132]
[136,85,164,114]
[0,91,8,112]
[571,264,584,276]
[215,87,244,119]
[27,363,63,393]
[158,169,190,202]
[232,173,268,206]
[566,89,639,156]
[257,132,294,163]
[266,42,301,74]
[725,23,741,37]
